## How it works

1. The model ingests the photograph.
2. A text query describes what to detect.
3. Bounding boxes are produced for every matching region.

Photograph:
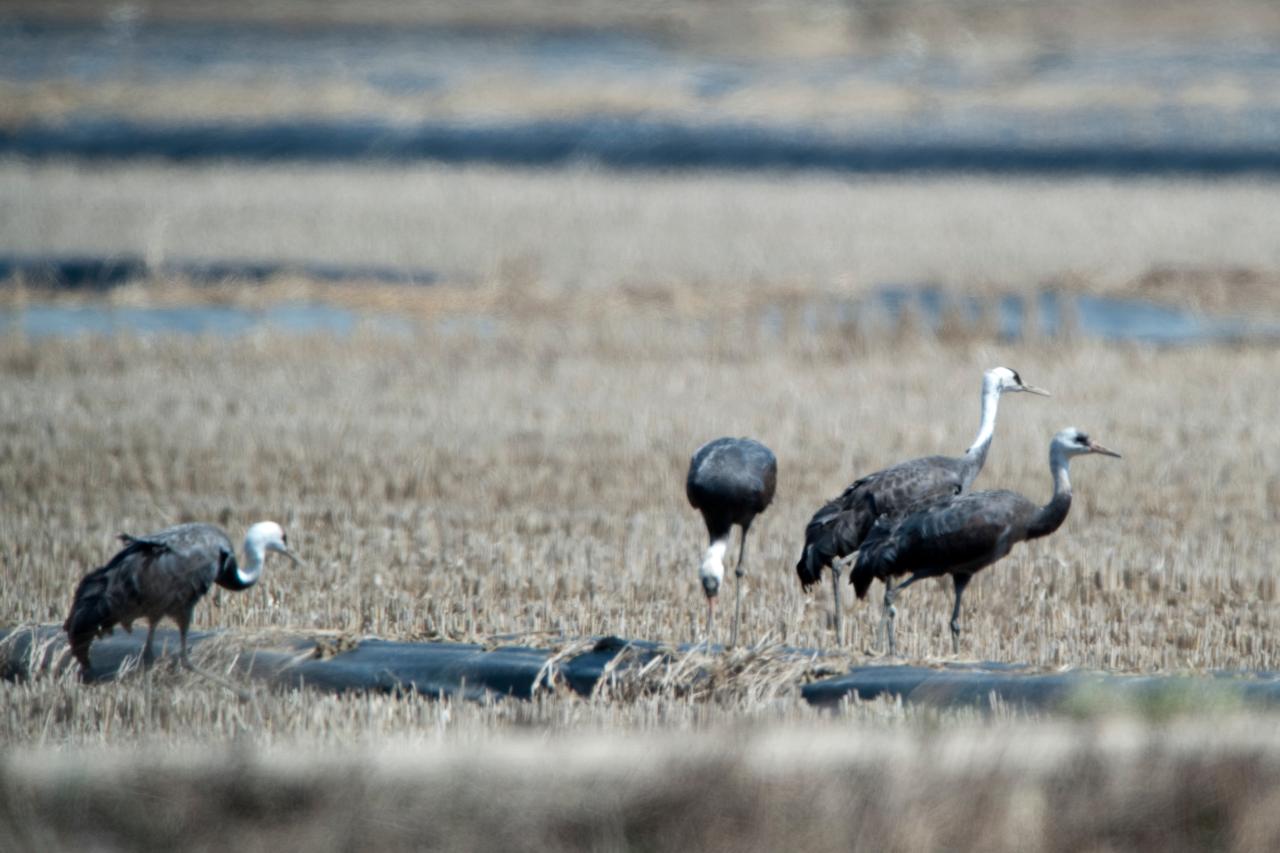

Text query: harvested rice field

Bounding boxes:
[5,4,1280,837]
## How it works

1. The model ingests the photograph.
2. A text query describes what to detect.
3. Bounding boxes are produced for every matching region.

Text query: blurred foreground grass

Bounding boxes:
[7,717,1280,852]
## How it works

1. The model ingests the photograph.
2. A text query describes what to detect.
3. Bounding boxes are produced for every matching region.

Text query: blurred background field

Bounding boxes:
[3,1,1280,850]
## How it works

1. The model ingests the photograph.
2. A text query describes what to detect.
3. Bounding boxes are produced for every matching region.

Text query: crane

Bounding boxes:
[797,367,1048,644]
[853,427,1120,655]
[65,521,302,682]
[687,437,777,647]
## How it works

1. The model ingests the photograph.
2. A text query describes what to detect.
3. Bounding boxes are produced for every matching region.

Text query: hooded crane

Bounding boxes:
[854,427,1120,656]
[65,521,302,681]
[686,437,777,647]
[796,367,1049,644]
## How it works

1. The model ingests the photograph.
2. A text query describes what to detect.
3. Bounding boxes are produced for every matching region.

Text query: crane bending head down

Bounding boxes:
[685,436,777,646]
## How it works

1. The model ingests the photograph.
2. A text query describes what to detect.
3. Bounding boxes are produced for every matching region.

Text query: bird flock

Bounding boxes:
[64,366,1118,682]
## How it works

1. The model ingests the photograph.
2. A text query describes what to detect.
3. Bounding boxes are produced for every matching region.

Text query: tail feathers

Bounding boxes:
[64,564,118,672]
[795,545,824,590]
[850,552,883,599]
[850,527,898,599]
[797,522,863,591]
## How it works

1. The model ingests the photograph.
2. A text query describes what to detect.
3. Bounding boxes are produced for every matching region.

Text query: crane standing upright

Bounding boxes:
[797,367,1049,643]
[854,427,1120,655]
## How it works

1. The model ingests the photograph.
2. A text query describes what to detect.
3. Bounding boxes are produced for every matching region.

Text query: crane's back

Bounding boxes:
[686,437,777,517]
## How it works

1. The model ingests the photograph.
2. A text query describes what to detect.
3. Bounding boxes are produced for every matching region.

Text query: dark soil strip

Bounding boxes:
[6,116,1280,175]
[0,255,438,289]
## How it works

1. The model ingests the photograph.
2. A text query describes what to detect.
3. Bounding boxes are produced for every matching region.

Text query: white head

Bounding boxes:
[984,366,1051,397]
[1051,427,1122,460]
[699,540,727,601]
[244,520,304,566]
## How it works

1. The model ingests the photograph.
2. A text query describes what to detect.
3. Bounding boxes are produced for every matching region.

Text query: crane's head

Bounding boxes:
[986,366,1051,397]
[699,540,727,602]
[1053,427,1122,459]
[245,521,305,567]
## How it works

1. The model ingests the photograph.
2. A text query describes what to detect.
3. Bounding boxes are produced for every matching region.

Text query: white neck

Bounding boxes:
[964,380,1001,459]
[700,537,729,579]
[236,537,266,587]
[1049,445,1073,496]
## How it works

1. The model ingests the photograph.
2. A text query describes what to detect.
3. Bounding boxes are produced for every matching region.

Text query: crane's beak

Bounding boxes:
[1087,440,1122,458]
[1020,383,1051,396]
[282,548,307,568]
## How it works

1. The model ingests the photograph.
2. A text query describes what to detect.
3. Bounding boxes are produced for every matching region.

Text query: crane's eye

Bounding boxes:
[1076,433,1089,445]
[1011,370,1022,385]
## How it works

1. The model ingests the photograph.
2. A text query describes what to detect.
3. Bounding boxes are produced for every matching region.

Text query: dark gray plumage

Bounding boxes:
[796,367,1049,644]
[65,521,300,678]
[853,427,1120,655]
[686,436,777,647]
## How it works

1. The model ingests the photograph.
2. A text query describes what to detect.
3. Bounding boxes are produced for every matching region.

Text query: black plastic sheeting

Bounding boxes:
[0,625,676,702]
[7,624,1280,710]
[5,117,1280,176]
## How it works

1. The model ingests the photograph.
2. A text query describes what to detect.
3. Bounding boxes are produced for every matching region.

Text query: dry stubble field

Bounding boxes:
[3,305,1279,666]
[4,163,1280,850]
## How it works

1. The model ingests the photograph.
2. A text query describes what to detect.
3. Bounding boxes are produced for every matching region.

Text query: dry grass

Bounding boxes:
[13,0,1280,55]
[5,155,1280,843]
[6,162,1280,312]
[8,53,1278,128]
[6,0,1280,128]
[2,297,1278,674]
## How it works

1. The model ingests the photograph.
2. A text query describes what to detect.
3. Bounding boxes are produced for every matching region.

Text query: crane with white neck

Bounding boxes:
[796,367,1049,644]
[854,427,1120,656]
[65,521,303,683]
[686,436,777,647]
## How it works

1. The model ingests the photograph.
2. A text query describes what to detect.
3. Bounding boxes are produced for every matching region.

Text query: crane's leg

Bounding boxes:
[705,596,717,646]
[950,573,973,655]
[830,559,844,647]
[176,610,193,670]
[883,573,928,657]
[731,527,749,649]
[142,622,157,668]
[881,580,895,656]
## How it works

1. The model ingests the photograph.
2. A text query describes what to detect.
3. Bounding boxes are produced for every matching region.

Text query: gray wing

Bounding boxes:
[797,455,966,588]
[852,490,1038,596]
[128,523,235,600]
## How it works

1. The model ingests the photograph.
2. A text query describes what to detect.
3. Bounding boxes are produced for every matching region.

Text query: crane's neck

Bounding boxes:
[1028,445,1073,539]
[961,380,1002,487]
[699,537,729,595]
[217,537,265,591]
